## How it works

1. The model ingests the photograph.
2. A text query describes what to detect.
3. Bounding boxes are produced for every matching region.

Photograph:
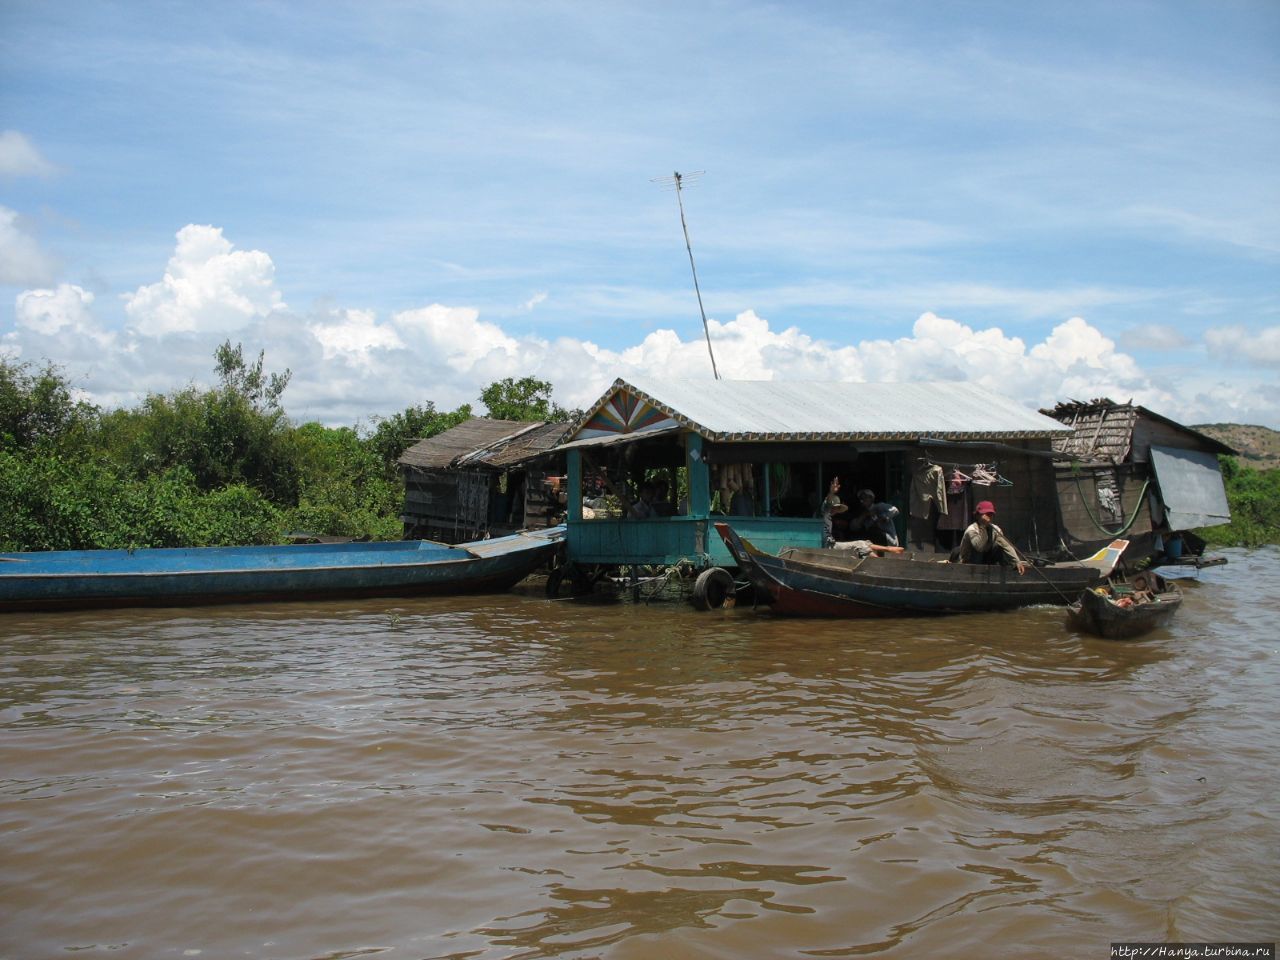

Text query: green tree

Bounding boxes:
[98,343,301,502]
[1198,456,1280,547]
[480,376,574,422]
[0,358,99,453]
[363,401,472,471]
[214,340,291,412]
[285,422,402,539]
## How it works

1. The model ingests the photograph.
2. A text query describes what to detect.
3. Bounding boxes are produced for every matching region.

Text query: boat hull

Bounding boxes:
[0,527,564,612]
[715,522,1124,618]
[1067,575,1182,640]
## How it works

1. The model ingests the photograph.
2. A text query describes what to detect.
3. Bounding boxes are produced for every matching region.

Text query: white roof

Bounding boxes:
[578,377,1070,441]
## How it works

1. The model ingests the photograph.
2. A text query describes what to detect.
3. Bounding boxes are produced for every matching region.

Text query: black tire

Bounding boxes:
[692,567,735,610]
[570,564,602,596]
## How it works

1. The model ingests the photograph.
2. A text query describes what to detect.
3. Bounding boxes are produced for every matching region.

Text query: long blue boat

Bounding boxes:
[0,526,564,612]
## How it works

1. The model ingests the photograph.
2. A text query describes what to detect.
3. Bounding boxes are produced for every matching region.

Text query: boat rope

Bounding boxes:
[1023,560,1078,604]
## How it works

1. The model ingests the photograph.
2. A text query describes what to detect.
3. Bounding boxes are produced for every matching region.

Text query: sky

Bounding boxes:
[2,0,1278,430]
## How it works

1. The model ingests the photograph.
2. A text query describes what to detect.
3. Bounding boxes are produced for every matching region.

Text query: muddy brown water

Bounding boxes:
[2,548,1277,959]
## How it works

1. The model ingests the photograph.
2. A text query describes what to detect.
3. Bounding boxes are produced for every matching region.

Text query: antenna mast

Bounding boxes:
[653,170,719,379]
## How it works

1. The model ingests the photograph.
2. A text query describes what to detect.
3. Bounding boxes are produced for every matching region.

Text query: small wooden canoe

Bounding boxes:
[1067,571,1182,640]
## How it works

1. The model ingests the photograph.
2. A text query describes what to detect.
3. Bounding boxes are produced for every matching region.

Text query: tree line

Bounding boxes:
[2,347,1274,552]
[0,346,572,552]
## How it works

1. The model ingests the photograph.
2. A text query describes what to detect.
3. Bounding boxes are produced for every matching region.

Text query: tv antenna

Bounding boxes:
[652,170,720,379]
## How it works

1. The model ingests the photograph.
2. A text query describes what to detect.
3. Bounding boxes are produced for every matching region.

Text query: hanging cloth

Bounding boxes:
[910,463,947,518]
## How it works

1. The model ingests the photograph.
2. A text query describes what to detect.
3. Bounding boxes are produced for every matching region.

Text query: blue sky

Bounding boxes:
[2,0,1278,428]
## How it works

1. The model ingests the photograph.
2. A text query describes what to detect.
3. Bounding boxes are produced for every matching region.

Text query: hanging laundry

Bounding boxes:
[948,468,971,495]
[910,463,947,518]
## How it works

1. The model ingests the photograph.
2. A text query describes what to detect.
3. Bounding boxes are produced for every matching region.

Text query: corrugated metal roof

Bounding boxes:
[570,378,1070,442]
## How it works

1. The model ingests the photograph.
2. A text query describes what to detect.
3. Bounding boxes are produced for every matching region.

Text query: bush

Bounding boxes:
[1196,458,1280,548]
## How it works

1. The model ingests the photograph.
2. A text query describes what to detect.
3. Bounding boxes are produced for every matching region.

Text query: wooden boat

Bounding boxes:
[0,526,564,613]
[1066,571,1182,640]
[714,522,1128,617]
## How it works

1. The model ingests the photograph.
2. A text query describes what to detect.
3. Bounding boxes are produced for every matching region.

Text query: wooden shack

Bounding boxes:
[549,377,1075,583]
[398,418,570,542]
[1040,399,1235,564]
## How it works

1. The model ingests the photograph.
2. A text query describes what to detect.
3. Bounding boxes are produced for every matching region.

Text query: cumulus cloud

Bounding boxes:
[8,284,116,363]
[15,284,96,335]
[309,308,405,369]
[5,223,1278,428]
[1205,324,1280,367]
[0,206,59,286]
[123,225,285,336]
[0,131,55,178]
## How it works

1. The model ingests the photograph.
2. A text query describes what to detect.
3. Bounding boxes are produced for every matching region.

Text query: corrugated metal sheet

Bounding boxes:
[1150,446,1231,529]
[574,378,1070,442]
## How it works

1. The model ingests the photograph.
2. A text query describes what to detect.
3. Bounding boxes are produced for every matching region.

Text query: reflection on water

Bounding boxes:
[1,548,1277,958]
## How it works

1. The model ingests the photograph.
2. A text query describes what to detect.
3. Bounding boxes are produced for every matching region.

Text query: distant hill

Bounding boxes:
[1194,423,1280,471]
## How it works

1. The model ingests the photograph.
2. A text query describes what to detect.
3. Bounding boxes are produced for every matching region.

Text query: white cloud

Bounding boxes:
[123,225,285,337]
[15,283,96,335]
[0,131,55,178]
[9,284,116,362]
[309,308,405,369]
[0,206,59,286]
[392,304,520,375]
[6,224,1278,429]
[1204,324,1280,368]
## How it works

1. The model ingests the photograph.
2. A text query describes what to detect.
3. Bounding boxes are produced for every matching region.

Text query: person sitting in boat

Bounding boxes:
[955,500,1028,574]
[851,489,901,547]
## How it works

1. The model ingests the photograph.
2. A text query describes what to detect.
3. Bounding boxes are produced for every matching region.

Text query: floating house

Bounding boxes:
[398,417,571,542]
[550,377,1078,587]
[1039,399,1236,564]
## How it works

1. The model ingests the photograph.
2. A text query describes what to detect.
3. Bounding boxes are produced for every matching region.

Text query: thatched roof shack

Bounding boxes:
[550,377,1074,570]
[1040,398,1236,561]
[398,418,570,542]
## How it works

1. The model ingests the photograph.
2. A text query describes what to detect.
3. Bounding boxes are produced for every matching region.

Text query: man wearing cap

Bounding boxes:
[956,501,1028,574]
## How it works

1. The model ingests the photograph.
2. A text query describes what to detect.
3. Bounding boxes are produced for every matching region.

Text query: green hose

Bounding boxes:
[1072,474,1152,536]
